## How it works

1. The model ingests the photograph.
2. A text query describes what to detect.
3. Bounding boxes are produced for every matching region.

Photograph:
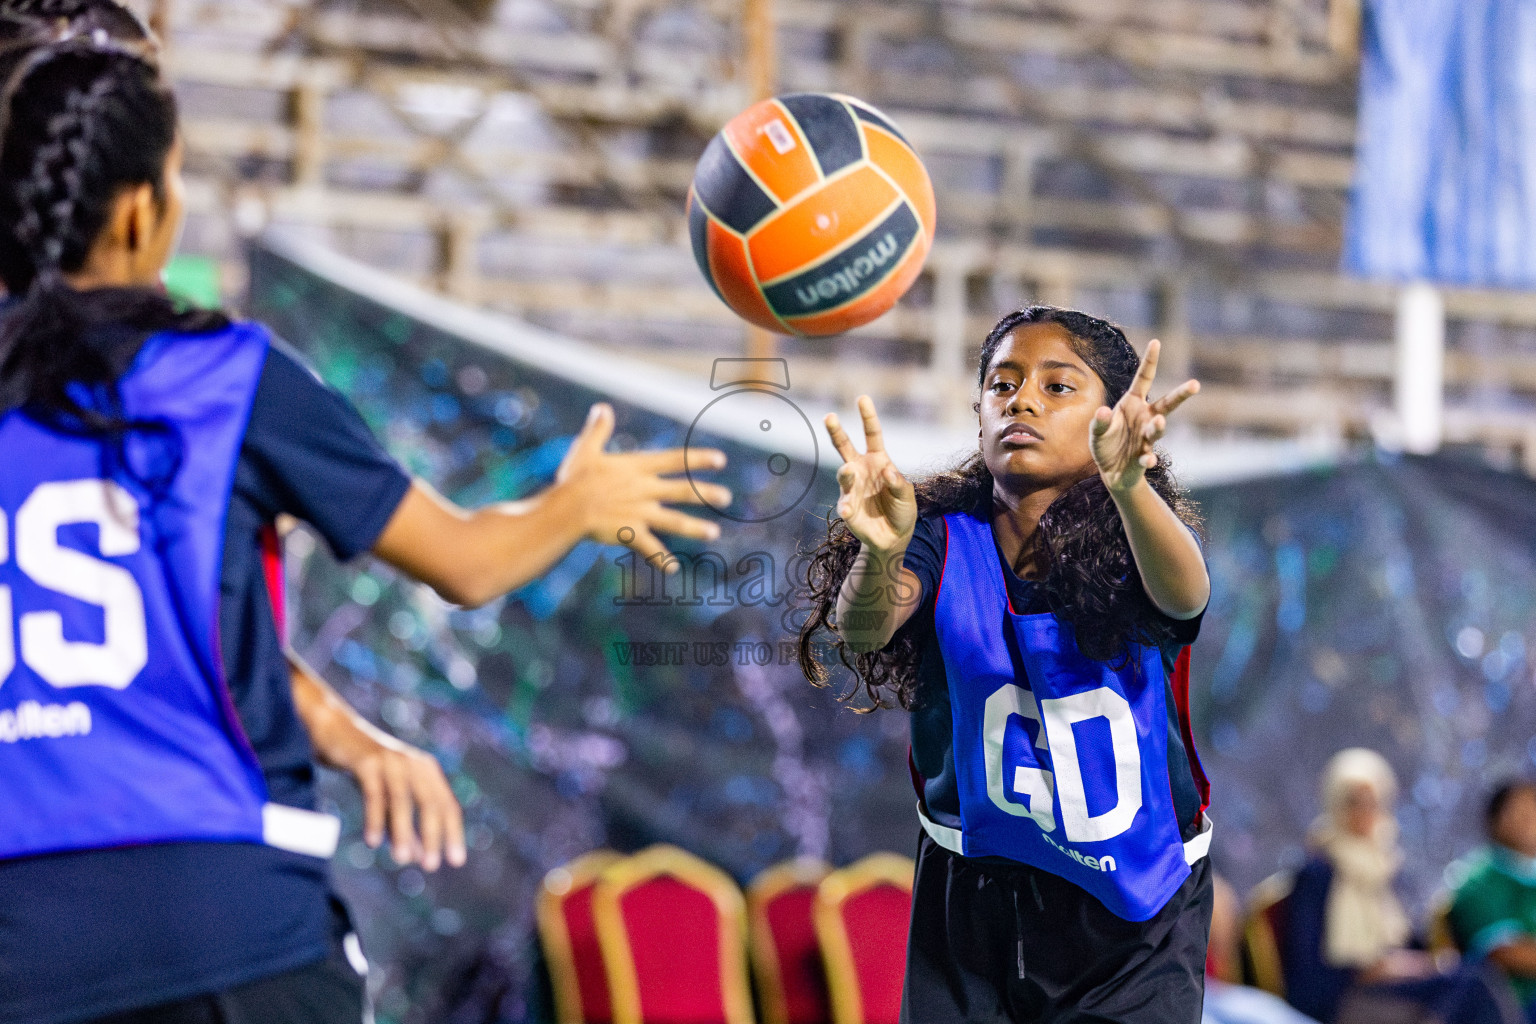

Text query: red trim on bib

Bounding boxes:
[1169,646,1210,812]
[259,523,286,644]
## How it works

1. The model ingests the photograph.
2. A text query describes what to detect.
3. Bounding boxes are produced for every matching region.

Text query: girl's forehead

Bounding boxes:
[987,322,1089,372]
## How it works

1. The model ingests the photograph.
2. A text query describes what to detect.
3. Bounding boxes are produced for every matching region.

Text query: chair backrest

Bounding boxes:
[1425,892,1459,961]
[1242,871,1296,998]
[593,844,755,1024]
[747,858,833,1024]
[538,850,624,1024]
[814,853,914,1024]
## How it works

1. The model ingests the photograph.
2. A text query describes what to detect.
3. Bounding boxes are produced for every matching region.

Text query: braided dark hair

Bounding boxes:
[798,305,1204,710]
[0,38,226,483]
[0,0,152,50]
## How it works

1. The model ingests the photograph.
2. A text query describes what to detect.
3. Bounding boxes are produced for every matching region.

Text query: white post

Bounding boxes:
[1394,281,1445,454]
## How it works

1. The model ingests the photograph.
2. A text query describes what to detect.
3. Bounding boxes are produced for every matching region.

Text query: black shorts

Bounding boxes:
[77,926,365,1024]
[902,831,1213,1024]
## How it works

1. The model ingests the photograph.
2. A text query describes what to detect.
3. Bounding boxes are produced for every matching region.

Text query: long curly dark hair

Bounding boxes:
[797,306,1203,710]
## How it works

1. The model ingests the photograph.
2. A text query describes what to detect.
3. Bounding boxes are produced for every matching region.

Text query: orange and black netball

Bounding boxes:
[687,93,936,337]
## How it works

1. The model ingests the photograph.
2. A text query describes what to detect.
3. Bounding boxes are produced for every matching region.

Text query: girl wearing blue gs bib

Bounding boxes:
[0,31,731,1024]
[799,307,1213,1023]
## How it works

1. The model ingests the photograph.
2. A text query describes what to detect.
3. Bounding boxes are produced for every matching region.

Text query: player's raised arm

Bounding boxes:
[372,403,731,608]
[1089,338,1208,619]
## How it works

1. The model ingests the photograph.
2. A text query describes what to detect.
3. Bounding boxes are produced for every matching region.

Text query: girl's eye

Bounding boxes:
[1046,381,1074,394]
[990,380,1014,393]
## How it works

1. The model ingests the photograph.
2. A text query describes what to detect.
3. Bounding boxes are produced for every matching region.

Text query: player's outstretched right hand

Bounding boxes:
[826,395,916,556]
[558,403,730,570]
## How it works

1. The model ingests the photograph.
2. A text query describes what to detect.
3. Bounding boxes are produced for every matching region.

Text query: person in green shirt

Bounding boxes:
[1449,779,1536,1015]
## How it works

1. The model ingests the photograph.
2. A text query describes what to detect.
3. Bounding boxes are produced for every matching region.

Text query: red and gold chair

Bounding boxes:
[1425,891,1460,964]
[592,844,755,1024]
[813,853,914,1024]
[538,850,625,1024]
[747,857,832,1024]
[1242,871,1295,998]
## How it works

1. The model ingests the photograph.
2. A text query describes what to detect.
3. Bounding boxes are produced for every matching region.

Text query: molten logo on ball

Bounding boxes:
[781,225,906,312]
[687,93,936,337]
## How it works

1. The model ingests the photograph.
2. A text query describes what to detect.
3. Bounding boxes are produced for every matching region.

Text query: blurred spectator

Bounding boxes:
[1449,780,1536,1021]
[1284,749,1519,1024]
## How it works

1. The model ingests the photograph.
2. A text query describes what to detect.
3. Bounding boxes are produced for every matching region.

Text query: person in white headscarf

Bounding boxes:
[1282,749,1521,1024]
[1308,747,1414,970]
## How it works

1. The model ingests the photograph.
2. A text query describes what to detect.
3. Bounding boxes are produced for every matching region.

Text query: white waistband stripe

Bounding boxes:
[916,801,967,855]
[262,803,341,859]
[1184,813,1214,865]
[916,803,1213,867]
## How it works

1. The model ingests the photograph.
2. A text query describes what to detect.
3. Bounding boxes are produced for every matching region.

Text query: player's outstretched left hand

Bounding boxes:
[557,403,731,571]
[1090,338,1199,494]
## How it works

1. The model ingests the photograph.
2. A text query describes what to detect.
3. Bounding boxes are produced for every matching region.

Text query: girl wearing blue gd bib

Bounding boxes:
[799,308,1213,1023]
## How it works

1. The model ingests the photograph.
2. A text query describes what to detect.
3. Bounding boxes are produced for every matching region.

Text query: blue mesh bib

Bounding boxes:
[0,324,335,861]
[925,508,1203,920]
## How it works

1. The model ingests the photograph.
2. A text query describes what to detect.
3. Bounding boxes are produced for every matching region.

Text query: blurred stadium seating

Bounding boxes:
[140,0,1536,462]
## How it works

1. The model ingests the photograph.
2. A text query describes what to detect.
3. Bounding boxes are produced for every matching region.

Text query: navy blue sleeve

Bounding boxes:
[1156,525,1206,647]
[901,516,945,612]
[240,340,411,560]
[1163,608,1203,648]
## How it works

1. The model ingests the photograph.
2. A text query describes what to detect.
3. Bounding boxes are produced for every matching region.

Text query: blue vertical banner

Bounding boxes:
[1346,0,1536,288]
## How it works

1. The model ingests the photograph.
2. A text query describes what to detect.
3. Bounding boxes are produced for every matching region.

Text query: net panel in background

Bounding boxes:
[1192,455,1536,909]
[246,236,914,1023]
